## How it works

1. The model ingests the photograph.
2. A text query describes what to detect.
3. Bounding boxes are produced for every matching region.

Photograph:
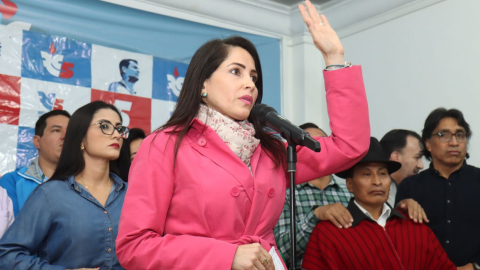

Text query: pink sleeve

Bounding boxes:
[292,66,370,186]
[115,133,238,269]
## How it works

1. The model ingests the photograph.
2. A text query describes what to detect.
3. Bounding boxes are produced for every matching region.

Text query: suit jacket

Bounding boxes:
[302,199,456,270]
[116,66,370,269]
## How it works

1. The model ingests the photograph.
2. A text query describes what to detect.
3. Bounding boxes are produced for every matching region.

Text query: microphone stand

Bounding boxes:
[279,129,319,270]
[286,141,301,270]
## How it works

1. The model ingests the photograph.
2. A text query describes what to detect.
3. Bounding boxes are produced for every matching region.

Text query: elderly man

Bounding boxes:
[397,108,480,270]
[275,123,430,269]
[302,137,454,270]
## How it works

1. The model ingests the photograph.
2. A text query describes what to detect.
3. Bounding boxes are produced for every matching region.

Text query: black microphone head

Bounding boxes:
[250,104,278,125]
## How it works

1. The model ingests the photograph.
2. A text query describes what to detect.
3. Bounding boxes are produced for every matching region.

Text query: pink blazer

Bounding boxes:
[116,66,370,269]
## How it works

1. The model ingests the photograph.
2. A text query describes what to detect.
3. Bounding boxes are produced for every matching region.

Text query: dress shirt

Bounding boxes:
[387,177,398,207]
[0,173,127,270]
[353,201,391,227]
[396,161,480,266]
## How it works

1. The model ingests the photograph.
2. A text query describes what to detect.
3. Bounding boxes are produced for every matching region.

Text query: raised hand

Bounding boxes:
[298,0,345,66]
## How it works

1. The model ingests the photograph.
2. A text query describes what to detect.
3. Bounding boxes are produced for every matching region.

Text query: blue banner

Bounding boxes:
[152,57,188,102]
[21,31,91,87]
[1,0,280,111]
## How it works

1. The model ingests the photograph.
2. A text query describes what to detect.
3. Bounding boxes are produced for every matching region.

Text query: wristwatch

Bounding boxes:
[325,61,352,71]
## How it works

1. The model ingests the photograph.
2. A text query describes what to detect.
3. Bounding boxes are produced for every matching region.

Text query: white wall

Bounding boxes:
[112,0,480,166]
[304,0,480,166]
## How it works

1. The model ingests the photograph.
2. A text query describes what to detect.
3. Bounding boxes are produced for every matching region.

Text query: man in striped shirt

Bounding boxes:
[302,137,455,270]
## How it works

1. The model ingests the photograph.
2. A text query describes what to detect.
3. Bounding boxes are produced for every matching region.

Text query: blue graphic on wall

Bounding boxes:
[153,57,188,102]
[16,126,37,169]
[37,91,55,110]
[21,31,92,87]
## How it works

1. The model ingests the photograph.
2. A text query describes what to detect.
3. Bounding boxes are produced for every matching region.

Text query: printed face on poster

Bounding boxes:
[0,27,189,175]
[91,45,153,98]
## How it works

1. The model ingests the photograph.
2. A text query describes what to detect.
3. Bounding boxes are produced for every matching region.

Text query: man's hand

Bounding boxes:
[314,203,353,228]
[397,199,429,223]
[457,263,474,270]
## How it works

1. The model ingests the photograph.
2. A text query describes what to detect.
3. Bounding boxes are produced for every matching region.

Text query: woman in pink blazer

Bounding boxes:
[116,1,369,269]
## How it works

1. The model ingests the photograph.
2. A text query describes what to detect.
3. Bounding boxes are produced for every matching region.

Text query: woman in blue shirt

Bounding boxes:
[0,101,129,270]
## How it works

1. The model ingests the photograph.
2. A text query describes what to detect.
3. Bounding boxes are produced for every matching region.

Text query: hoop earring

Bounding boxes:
[201,92,207,98]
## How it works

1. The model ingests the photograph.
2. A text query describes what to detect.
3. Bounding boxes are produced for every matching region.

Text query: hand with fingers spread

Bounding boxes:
[314,203,353,228]
[397,198,429,223]
[298,0,344,65]
[231,243,275,270]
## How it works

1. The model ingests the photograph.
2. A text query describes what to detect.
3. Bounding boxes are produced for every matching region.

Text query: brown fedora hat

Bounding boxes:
[336,137,402,179]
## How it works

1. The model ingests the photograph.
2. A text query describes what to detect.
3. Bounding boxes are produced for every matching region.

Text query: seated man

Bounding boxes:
[275,124,428,268]
[302,137,455,270]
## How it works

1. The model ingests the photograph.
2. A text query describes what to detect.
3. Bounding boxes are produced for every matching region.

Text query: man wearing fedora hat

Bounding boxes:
[302,137,455,270]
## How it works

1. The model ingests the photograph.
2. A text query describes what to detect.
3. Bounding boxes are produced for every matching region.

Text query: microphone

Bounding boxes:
[251,104,321,152]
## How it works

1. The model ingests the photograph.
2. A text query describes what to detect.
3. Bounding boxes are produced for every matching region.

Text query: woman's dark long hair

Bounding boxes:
[116,128,146,181]
[160,36,286,168]
[51,101,123,180]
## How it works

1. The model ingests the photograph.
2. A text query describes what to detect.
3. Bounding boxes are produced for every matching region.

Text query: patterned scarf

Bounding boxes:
[196,104,260,166]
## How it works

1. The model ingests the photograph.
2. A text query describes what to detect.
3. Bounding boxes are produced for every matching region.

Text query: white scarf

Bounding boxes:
[196,104,260,166]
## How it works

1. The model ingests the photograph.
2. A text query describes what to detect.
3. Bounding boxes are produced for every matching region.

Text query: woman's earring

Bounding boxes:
[201,92,208,98]
[80,144,85,150]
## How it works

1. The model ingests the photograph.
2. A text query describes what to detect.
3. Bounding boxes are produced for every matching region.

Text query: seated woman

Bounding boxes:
[0,101,129,270]
[116,128,146,181]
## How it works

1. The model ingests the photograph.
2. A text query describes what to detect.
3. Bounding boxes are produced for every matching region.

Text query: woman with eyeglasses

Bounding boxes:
[0,101,129,270]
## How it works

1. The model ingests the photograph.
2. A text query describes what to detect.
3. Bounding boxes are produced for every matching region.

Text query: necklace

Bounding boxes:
[76,175,113,199]
[77,175,89,189]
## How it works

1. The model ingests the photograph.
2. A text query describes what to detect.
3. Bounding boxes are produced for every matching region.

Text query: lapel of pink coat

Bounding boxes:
[188,119,257,202]
[186,119,275,247]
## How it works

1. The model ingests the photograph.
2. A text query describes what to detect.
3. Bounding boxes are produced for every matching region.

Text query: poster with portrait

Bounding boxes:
[91,45,153,98]
[0,27,187,175]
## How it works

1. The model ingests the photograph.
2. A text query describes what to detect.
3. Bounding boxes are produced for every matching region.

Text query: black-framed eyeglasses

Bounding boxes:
[90,120,129,139]
[431,131,467,143]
